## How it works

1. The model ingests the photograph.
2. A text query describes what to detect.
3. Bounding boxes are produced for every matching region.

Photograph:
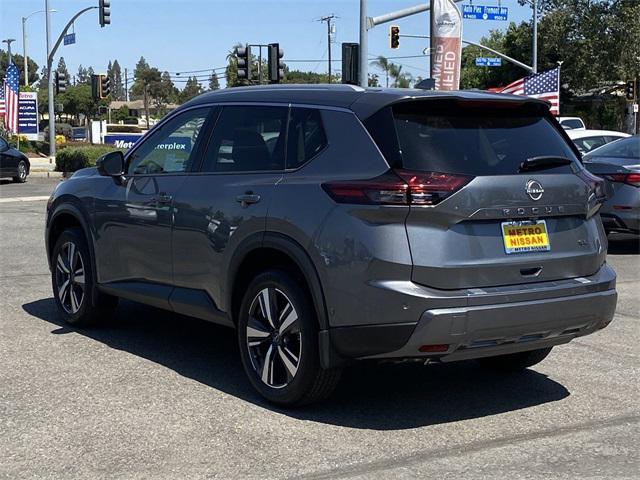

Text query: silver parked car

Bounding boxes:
[46,85,617,405]
[584,136,640,235]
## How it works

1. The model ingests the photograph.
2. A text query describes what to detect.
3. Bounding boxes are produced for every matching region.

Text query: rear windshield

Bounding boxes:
[585,136,639,160]
[391,102,578,176]
[560,119,584,129]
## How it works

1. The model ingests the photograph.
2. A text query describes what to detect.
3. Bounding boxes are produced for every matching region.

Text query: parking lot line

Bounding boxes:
[0,196,50,203]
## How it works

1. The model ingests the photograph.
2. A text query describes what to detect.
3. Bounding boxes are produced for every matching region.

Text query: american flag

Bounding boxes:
[0,87,5,116]
[3,64,20,132]
[497,67,560,115]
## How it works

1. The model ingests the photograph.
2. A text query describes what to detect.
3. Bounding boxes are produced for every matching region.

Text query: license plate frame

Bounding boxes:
[501,220,551,254]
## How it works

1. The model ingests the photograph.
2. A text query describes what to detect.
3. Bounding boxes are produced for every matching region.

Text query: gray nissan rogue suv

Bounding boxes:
[46,85,617,405]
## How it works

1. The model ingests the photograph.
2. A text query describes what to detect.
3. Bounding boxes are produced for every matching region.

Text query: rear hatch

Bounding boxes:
[366,98,607,290]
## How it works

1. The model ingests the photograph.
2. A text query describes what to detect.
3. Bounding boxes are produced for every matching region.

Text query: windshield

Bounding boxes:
[560,119,584,129]
[392,102,578,176]
[585,136,639,160]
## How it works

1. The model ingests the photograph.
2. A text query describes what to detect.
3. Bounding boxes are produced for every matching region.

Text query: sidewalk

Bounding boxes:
[26,155,63,178]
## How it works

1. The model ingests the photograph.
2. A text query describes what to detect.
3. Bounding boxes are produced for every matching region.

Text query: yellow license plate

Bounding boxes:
[501,220,550,254]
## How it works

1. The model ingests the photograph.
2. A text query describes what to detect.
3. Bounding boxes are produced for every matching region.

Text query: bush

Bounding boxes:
[107,124,142,134]
[124,116,139,125]
[56,145,121,172]
[42,123,73,139]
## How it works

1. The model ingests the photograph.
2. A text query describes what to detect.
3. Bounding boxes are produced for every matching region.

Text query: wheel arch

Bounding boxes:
[227,232,329,331]
[47,203,95,277]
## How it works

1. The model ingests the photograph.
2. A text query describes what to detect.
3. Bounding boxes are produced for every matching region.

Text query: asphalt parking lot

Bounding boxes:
[1,177,639,479]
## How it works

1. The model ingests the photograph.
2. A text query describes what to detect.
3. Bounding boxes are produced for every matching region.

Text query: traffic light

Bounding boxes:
[91,74,100,99]
[99,0,110,27]
[625,80,636,101]
[55,71,67,94]
[390,25,400,49]
[268,43,285,83]
[235,45,251,81]
[341,43,360,86]
[101,74,110,98]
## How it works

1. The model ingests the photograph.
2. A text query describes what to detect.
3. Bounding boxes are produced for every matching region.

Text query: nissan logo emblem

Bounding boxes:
[526,180,544,201]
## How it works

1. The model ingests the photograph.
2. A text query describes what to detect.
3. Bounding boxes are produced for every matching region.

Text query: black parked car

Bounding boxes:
[0,136,30,183]
[45,85,616,406]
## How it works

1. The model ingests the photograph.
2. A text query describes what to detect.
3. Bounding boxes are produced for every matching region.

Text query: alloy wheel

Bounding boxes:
[18,162,27,181]
[55,242,86,314]
[246,288,302,388]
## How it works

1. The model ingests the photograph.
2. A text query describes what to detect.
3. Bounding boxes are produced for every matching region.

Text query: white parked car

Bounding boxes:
[566,129,631,154]
[558,116,586,130]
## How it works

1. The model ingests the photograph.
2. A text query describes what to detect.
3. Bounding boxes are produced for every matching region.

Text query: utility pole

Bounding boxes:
[320,15,337,83]
[2,39,16,64]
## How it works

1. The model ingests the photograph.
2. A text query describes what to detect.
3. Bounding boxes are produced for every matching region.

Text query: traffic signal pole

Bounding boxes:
[45,5,98,161]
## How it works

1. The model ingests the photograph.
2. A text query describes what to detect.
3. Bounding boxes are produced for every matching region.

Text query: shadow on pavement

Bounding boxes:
[608,234,640,255]
[24,297,570,430]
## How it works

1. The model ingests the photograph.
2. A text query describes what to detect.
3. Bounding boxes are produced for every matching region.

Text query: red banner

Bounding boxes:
[431,0,463,90]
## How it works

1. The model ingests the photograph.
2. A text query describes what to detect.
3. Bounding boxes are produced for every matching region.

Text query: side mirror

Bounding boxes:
[96,150,125,177]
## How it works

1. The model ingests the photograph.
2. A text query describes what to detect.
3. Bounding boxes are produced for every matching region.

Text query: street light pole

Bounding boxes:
[359,0,368,87]
[2,39,16,64]
[22,9,56,87]
[45,0,55,161]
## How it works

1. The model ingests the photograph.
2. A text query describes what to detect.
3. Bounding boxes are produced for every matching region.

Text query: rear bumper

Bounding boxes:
[601,213,640,234]
[324,264,617,365]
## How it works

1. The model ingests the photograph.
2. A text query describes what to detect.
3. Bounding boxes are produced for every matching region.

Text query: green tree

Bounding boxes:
[56,57,70,80]
[111,60,124,100]
[208,72,220,91]
[77,64,89,84]
[0,50,39,86]
[180,76,203,103]
[370,56,393,88]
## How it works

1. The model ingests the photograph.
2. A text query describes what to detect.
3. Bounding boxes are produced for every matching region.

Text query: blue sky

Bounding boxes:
[1,0,534,88]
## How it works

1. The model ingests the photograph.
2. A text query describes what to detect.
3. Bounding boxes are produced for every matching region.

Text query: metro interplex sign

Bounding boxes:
[430,0,463,90]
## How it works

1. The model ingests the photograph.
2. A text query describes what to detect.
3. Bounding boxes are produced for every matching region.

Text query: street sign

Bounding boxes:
[63,33,76,45]
[475,57,502,67]
[463,5,508,21]
[634,104,639,114]
[17,92,39,141]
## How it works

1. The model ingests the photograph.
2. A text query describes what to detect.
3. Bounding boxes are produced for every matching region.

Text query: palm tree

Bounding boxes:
[369,55,392,88]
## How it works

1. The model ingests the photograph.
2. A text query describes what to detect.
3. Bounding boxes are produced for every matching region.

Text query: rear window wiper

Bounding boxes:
[518,156,573,173]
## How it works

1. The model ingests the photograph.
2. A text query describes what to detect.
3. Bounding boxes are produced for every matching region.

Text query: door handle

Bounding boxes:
[155,192,173,205]
[235,192,261,206]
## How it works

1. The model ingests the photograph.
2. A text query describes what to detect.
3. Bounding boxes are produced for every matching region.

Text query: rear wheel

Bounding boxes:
[51,228,117,327]
[12,160,27,183]
[237,270,341,406]
[476,347,553,372]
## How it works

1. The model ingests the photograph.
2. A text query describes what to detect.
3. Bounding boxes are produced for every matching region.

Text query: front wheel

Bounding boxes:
[51,228,118,327]
[13,160,27,183]
[476,347,553,372]
[237,270,341,406]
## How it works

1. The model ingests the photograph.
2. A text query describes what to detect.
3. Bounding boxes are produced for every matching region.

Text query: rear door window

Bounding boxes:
[201,105,288,173]
[392,102,579,175]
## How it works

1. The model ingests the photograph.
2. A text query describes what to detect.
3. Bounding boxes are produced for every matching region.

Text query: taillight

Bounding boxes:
[322,169,473,206]
[576,168,607,201]
[605,173,640,187]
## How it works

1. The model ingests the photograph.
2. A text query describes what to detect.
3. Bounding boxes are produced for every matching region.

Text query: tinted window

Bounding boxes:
[287,108,327,169]
[560,119,584,129]
[128,108,210,175]
[202,106,287,173]
[585,136,639,160]
[573,136,607,154]
[392,102,578,175]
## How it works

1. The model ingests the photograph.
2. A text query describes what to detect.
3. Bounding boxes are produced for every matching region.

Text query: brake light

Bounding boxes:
[605,173,640,187]
[322,169,473,206]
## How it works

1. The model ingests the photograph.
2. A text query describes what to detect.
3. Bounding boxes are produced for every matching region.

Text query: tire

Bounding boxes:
[476,347,553,372]
[237,270,342,406]
[51,227,118,327]
[12,160,28,183]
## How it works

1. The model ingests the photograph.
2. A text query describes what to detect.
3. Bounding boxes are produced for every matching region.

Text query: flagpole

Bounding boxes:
[557,61,563,116]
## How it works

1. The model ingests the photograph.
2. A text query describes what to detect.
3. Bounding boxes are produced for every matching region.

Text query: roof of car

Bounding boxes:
[182,84,552,119]
[566,129,631,139]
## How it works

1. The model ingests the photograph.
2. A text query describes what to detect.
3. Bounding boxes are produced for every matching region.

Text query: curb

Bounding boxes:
[28,171,64,179]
